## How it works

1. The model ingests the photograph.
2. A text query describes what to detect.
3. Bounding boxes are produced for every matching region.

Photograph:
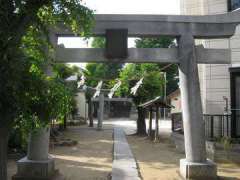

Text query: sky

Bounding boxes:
[84,0,180,15]
[58,0,180,68]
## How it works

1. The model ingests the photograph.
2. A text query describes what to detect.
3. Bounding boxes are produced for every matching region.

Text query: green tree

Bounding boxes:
[52,63,81,129]
[53,63,80,80]
[116,37,177,135]
[85,37,123,89]
[85,63,123,88]
[118,63,164,135]
[21,27,79,129]
[0,1,93,179]
[135,37,174,48]
[85,37,123,127]
[91,37,106,48]
[135,37,179,94]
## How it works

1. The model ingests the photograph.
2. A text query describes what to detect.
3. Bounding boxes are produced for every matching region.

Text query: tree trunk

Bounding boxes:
[137,107,147,135]
[89,102,93,127]
[63,115,67,130]
[0,127,8,180]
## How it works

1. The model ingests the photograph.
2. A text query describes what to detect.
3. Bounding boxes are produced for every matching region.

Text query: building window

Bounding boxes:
[228,0,240,11]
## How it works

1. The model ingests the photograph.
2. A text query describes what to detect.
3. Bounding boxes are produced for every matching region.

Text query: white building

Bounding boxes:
[180,0,240,137]
[66,75,88,120]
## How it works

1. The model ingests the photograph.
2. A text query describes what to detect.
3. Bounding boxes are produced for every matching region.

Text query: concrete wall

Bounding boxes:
[75,91,88,119]
[181,0,240,114]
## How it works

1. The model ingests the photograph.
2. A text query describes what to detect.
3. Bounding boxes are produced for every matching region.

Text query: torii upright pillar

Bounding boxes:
[178,35,216,179]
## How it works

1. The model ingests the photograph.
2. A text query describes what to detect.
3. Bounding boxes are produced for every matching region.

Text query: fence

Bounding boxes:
[171,113,232,139]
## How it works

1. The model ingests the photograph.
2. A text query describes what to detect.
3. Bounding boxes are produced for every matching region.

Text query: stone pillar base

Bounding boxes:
[12,156,64,180]
[180,159,217,180]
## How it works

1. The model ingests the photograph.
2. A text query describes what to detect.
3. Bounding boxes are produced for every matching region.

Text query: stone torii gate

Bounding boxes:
[51,10,240,179]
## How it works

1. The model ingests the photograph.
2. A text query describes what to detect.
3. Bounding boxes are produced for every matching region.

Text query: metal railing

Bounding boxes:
[204,114,231,139]
[171,113,232,139]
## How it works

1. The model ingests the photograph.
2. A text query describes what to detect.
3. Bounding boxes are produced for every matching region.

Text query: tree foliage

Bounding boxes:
[118,63,164,135]
[135,37,174,48]
[17,20,80,129]
[0,0,93,128]
[53,63,80,80]
[0,1,93,179]
[85,37,123,89]
[115,37,178,135]
[91,37,106,48]
[119,63,163,105]
[135,37,179,94]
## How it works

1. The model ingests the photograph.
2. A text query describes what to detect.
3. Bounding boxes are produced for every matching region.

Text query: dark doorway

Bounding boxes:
[230,67,240,137]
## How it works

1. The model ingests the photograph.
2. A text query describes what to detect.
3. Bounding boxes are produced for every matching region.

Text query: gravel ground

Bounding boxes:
[8,125,113,180]
[127,134,240,180]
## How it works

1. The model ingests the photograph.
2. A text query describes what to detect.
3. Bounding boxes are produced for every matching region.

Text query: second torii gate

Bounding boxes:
[51,9,240,179]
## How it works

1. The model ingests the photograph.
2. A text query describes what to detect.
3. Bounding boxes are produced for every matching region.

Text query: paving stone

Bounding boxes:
[112,127,140,180]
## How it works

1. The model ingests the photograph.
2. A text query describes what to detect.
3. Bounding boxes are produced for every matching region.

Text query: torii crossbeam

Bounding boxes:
[50,10,240,180]
[53,9,240,38]
[55,46,231,64]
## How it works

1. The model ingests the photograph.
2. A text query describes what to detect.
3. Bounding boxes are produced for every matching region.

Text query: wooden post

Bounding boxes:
[89,100,94,127]
[155,106,159,141]
[98,93,104,130]
[63,115,67,130]
[149,107,153,136]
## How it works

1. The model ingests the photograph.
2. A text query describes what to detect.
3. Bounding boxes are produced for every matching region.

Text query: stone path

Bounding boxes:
[112,127,141,180]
